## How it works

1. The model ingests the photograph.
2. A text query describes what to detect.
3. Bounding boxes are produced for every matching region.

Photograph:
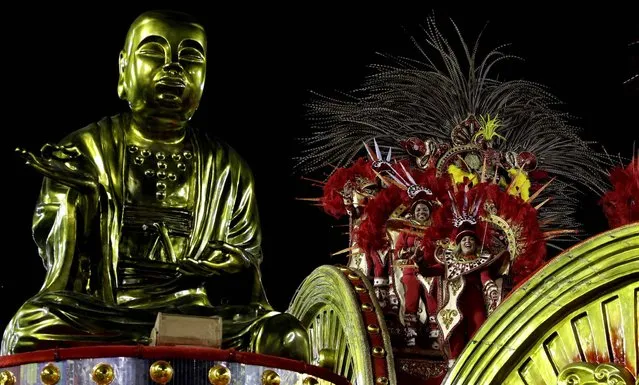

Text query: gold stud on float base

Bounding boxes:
[149,360,174,384]
[372,346,386,357]
[91,363,115,385]
[41,363,61,385]
[208,365,231,385]
[318,348,336,369]
[361,303,373,311]
[261,370,281,385]
[376,377,389,385]
[0,370,16,385]
[302,377,320,385]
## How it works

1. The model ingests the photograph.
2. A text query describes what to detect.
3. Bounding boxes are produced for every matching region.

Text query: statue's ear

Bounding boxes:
[117,50,128,100]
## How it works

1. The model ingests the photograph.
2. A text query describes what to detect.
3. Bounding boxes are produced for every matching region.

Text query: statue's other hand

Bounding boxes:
[178,242,252,277]
[203,242,252,265]
[178,258,217,277]
[177,255,244,277]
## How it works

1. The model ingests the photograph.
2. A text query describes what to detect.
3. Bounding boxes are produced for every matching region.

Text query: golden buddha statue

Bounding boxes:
[3,10,309,362]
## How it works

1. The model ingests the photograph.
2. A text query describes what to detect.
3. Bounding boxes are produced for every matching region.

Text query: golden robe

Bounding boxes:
[3,113,276,354]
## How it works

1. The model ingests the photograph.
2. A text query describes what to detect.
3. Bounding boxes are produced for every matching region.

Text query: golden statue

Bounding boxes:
[3,10,309,361]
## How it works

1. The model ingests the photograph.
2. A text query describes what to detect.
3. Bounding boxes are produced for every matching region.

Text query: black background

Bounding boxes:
[1,4,637,334]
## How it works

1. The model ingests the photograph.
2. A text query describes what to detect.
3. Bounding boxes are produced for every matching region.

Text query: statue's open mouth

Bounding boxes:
[155,78,187,107]
[156,79,186,95]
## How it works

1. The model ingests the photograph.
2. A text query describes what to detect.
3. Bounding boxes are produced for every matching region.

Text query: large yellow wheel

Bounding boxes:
[443,223,639,385]
[288,265,396,385]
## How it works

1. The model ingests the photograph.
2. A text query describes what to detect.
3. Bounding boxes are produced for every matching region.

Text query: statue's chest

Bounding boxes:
[124,143,196,207]
[119,142,197,263]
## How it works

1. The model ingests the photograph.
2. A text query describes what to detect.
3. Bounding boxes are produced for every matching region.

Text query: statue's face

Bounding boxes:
[119,16,207,124]
[414,202,431,224]
[460,235,476,256]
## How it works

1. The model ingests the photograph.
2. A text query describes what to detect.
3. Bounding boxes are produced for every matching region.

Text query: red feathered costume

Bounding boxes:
[419,182,546,360]
[355,184,404,285]
[601,157,639,229]
[356,167,452,345]
[390,170,450,336]
[320,158,386,282]
[321,157,378,219]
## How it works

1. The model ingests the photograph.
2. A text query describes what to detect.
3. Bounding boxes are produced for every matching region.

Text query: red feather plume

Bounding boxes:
[600,157,639,228]
[480,184,546,284]
[355,185,405,252]
[321,157,377,219]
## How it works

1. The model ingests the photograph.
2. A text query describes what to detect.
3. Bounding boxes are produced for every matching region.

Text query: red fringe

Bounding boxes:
[601,157,639,229]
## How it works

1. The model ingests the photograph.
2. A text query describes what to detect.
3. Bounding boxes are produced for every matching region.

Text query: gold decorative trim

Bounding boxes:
[261,370,280,385]
[397,358,447,380]
[440,309,459,329]
[557,362,636,385]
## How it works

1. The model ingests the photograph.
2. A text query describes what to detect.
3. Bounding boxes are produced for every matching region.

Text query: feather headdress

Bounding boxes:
[296,15,609,248]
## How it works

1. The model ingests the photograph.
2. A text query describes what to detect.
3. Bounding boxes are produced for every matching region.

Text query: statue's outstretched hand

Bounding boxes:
[16,144,97,192]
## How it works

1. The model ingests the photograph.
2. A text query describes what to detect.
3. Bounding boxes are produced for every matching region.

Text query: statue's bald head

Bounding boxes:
[123,10,206,55]
[118,9,208,126]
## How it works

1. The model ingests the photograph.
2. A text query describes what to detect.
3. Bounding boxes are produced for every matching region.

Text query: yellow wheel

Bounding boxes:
[288,265,396,385]
[443,223,639,385]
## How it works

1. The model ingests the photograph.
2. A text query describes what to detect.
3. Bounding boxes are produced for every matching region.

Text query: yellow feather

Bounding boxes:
[448,164,478,185]
[506,168,531,200]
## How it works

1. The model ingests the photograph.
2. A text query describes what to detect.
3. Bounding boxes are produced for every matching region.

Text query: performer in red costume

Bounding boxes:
[440,222,505,362]
[316,157,386,278]
[419,181,549,366]
[378,164,450,345]
[355,182,404,309]
[392,200,434,346]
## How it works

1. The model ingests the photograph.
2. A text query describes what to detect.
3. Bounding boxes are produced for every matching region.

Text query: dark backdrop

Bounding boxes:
[1,4,636,335]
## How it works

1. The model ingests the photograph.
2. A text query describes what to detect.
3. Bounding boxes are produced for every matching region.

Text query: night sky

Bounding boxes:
[1,4,636,334]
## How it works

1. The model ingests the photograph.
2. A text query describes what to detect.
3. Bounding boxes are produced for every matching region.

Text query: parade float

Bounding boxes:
[289,16,638,385]
[1,10,637,385]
